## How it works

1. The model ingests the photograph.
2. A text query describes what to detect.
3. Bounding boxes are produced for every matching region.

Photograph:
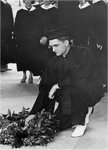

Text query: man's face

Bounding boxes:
[49,39,68,56]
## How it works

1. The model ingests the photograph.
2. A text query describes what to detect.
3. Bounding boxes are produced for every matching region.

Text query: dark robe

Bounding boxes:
[91,0,107,49]
[73,3,92,46]
[14,6,59,75]
[14,7,43,75]
[1,1,14,65]
[30,46,104,130]
[58,1,78,37]
[36,5,61,36]
[90,1,107,85]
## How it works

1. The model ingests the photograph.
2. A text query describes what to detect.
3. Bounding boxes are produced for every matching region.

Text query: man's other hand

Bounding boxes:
[48,84,60,99]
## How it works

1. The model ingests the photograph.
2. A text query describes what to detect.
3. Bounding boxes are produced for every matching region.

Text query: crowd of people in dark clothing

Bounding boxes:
[1,0,107,137]
[1,0,107,86]
[1,0,107,85]
[1,0,14,72]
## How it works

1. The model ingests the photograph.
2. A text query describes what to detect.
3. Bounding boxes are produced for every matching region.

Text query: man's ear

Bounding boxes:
[64,40,69,46]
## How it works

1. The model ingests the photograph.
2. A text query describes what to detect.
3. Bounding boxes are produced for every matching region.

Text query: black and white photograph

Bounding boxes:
[0,0,108,149]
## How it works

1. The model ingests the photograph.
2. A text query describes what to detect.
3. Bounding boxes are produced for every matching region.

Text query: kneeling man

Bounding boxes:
[26,27,104,137]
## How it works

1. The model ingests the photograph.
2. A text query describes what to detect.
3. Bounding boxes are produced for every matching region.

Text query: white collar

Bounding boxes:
[1,0,6,4]
[41,3,57,10]
[93,0,101,4]
[79,2,90,9]
[22,6,36,11]
[33,1,40,6]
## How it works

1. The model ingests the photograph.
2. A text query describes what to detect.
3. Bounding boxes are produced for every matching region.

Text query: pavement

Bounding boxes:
[0,63,108,150]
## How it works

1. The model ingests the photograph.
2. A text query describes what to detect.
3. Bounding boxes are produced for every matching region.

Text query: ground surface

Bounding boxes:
[1,1,108,149]
[0,63,107,150]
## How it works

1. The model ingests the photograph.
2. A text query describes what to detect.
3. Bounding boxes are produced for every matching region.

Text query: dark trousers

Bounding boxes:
[30,89,55,115]
[30,87,91,131]
[54,87,89,131]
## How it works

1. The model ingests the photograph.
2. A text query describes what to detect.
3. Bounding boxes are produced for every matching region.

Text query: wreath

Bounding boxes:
[0,107,60,148]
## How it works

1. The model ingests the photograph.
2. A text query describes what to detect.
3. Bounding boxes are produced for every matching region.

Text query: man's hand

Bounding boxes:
[25,114,36,126]
[40,36,48,45]
[48,84,60,99]
[96,43,103,50]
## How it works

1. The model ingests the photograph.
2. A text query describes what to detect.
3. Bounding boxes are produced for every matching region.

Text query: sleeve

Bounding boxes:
[39,58,57,91]
[6,3,14,33]
[8,5,14,31]
[14,11,22,39]
[58,48,94,88]
[58,78,73,88]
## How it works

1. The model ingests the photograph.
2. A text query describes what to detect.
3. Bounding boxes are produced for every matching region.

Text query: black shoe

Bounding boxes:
[1,65,8,72]
[0,68,7,72]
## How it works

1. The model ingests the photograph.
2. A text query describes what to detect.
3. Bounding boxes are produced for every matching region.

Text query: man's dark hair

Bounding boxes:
[58,36,70,41]
[58,36,73,45]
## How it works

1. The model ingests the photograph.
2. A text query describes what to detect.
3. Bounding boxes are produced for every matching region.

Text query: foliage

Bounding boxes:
[0,108,59,148]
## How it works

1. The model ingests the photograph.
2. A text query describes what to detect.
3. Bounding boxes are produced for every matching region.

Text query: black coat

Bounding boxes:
[30,46,104,115]
[36,6,61,34]
[91,1,107,48]
[58,1,78,37]
[14,6,59,75]
[73,3,92,46]
[90,1,107,85]
[1,1,14,65]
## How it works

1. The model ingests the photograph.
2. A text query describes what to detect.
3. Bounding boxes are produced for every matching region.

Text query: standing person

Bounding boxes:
[1,0,14,72]
[90,0,107,91]
[73,0,92,47]
[35,0,61,79]
[38,0,61,43]
[58,0,78,39]
[14,0,57,83]
[14,0,36,83]
[14,0,41,83]
[25,27,104,137]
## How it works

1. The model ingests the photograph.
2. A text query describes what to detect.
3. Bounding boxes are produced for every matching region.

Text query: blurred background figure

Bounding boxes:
[32,0,60,83]
[73,0,92,47]
[1,0,14,72]
[58,0,78,40]
[14,0,57,84]
[14,0,37,83]
[38,0,61,44]
[18,0,22,6]
[89,0,107,91]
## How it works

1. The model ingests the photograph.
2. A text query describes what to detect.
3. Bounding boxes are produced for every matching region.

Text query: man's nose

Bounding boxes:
[53,47,56,52]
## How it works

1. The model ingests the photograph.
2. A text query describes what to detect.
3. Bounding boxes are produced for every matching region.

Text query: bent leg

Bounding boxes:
[54,87,91,130]
[54,101,72,131]
[30,90,55,115]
